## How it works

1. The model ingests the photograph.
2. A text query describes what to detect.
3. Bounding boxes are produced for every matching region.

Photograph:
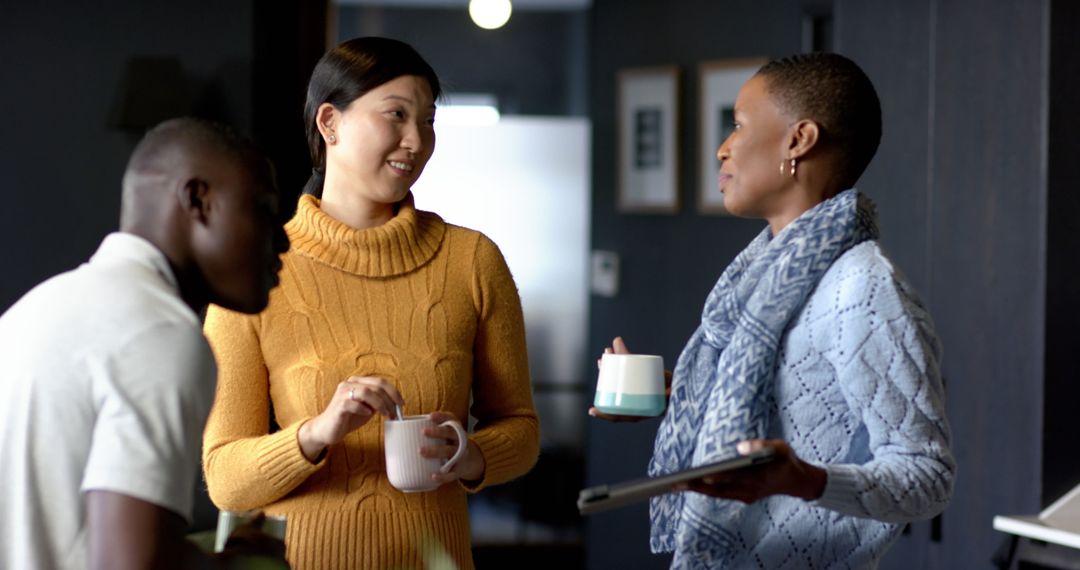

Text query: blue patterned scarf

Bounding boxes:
[647,190,879,563]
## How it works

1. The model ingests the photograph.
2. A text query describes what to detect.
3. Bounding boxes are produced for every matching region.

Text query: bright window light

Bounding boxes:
[469,0,512,30]
[437,93,500,127]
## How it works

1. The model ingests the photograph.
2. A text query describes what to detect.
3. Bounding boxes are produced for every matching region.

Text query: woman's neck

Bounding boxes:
[319,173,397,230]
[766,184,834,236]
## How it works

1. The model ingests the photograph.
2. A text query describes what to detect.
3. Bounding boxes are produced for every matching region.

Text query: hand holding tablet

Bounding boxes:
[577,446,776,515]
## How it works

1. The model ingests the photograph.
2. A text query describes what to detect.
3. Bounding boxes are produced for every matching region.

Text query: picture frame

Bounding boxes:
[616,66,680,213]
[697,58,767,214]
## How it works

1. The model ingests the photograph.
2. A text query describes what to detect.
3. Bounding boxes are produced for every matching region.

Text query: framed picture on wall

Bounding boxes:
[616,66,680,213]
[698,58,767,214]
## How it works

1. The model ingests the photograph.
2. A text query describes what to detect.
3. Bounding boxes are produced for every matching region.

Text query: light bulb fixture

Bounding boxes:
[469,0,512,30]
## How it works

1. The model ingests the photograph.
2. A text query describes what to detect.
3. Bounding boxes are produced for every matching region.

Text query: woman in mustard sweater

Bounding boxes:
[201,37,540,570]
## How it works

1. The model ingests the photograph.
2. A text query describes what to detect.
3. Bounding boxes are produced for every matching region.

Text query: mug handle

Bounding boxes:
[437,420,469,473]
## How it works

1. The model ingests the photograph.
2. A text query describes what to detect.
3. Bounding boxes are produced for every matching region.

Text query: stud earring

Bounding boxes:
[328,134,336,144]
[790,158,797,177]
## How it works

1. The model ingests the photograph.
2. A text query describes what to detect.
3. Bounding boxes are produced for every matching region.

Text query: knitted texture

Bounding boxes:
[202,193,540,570]
[650,190,878,555]
[657,238,953,569]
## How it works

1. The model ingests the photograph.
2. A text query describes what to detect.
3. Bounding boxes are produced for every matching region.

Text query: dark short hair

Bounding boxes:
[121,117,275,227]
[127,117,272,188]
[756,52,882,190]
[302,37,441,198]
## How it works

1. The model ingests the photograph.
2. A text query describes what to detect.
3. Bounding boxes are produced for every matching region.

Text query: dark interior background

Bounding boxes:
[2,1,1078,569]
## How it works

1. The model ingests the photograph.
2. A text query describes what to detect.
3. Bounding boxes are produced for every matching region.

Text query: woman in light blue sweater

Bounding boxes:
[592,53,954,569]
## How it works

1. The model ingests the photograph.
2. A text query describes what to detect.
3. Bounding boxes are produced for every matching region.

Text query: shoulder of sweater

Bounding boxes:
[438,220,483,242]
[818,242,901,302]
[826,241,894,279]
[801,241,930,332]
[437,222,508,261]
[786,241,942,372]
[202,305,256,352]
[437,219,486,242]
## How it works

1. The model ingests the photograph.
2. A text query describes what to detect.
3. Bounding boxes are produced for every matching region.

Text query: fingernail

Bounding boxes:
[737,441,751,454]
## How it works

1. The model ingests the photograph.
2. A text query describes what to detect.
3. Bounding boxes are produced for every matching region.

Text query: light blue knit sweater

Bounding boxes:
[672,241,954,569]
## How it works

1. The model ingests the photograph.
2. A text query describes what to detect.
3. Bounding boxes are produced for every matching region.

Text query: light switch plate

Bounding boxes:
[590,250,620,297]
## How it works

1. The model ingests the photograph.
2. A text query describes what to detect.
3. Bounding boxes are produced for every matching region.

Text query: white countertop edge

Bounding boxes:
[993,515,1080,550]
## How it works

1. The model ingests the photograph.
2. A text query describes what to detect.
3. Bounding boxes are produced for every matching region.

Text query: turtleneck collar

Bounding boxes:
[285,192,446,277]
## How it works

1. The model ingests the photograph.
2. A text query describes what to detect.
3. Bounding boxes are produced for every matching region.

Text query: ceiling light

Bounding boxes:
[469,0,512,30]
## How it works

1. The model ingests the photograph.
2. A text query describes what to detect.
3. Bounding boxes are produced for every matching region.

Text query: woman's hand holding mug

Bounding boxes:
[589,336,672,422]
[298,376,403,462]
[423,411,486,486]
[384,412,478,492]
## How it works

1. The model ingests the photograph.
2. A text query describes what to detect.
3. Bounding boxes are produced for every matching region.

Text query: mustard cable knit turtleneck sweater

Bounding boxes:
[202,193,540,570]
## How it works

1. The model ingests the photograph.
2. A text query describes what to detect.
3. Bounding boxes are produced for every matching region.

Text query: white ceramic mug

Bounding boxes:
[594,353,666,416]
[384,414,468,492]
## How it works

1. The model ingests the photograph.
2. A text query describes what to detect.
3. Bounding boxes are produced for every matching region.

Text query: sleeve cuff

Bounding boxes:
[254,421,326,493]
[457,429,534,493]
[811,463,865,515]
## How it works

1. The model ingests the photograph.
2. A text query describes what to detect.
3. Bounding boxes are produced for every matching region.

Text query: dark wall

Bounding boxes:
[252,1,329,221]
[922,1,1046,566]
[0,1,256,313]
[586,0,1059,569]
[337,6,588,116]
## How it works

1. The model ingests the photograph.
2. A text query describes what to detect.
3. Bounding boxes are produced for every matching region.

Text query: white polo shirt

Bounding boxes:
[0,233,217,570]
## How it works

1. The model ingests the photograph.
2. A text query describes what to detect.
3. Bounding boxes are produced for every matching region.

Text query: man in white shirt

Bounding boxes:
[0,118,289,569]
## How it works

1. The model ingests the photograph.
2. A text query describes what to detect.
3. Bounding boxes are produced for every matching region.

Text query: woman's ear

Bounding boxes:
[787,119,821,160]
[315,103,339,143]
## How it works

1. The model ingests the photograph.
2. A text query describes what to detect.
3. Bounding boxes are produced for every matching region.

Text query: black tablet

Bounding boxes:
[577,447,775,515]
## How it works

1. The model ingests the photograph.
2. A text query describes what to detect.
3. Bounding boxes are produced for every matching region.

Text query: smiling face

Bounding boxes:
[323,74,436,208]
[716,74,797,220]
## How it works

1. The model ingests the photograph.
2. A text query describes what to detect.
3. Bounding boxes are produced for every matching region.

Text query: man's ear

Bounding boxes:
[787,119,821,160]
[178,178,211,223]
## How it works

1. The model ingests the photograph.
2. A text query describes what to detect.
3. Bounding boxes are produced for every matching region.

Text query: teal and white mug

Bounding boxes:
[593,353,665,417]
